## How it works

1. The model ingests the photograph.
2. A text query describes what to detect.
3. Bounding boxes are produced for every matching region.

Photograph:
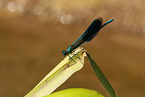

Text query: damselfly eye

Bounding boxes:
[62,50,67,56]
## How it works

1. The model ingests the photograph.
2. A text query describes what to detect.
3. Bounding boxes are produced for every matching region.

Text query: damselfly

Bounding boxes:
[62,17,114,56]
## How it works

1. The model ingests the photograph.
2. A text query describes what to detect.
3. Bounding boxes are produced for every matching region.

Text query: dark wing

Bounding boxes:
[71,17,103,49]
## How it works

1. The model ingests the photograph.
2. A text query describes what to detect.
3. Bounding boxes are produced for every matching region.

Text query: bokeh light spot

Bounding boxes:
[17,3,24,13]
[33,5,44,16]
[60,14,74,24]
[7,2,17,12]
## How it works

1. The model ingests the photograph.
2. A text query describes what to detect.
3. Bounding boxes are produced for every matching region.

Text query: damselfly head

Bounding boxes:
[62,50,67,56]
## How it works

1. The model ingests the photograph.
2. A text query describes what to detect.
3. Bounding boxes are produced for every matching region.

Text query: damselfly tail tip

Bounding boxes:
[109,19,114,23]
[101,18,114,28]
[105,19,114,25]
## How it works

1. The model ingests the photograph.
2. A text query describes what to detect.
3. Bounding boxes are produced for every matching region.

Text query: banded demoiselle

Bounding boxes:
[62,17,114,56]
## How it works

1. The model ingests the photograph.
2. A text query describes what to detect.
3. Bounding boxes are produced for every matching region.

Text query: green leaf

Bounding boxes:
[44,88,104,97]
[86,52,118,97]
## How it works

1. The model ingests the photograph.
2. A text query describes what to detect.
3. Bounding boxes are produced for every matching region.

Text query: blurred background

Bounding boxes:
[0,0,145,97]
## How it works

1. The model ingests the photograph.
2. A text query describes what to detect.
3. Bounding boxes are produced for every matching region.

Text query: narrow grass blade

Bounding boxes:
[86,52,117,97]
[25,47,86,97]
